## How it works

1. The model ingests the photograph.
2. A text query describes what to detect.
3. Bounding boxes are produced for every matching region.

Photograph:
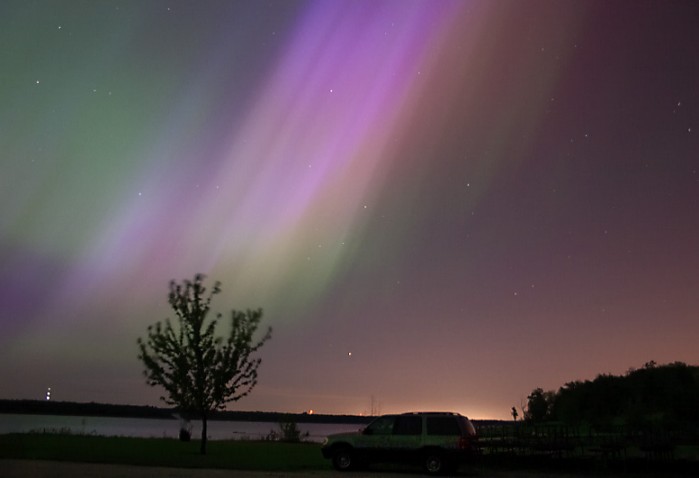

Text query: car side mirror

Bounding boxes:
[363,428,373,435]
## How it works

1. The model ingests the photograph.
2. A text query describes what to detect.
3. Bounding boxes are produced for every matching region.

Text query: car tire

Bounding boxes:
[331,447,355,471]
[423,450,447,475]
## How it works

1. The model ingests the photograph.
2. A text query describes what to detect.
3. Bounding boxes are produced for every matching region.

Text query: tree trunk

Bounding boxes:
[200,414,208,455]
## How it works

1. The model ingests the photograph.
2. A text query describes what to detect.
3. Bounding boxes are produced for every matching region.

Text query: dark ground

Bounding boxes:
[1,459,693,478]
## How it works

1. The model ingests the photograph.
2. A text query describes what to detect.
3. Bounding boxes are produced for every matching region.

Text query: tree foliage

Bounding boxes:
[524,362,699,429]
[524,387,554,422]
[137,274,271,454]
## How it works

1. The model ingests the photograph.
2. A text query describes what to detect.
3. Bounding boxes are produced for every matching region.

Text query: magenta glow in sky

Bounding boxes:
[1,0,698,419]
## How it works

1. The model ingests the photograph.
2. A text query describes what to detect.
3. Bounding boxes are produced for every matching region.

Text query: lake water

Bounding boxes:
[0,414,364,443]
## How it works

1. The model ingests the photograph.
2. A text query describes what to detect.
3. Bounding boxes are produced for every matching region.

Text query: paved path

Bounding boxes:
[1,459,630,478]
[1,460,329,478]
[0,460,437,478]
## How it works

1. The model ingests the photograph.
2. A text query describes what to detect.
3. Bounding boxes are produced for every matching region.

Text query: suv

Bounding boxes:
[321,412,478,475]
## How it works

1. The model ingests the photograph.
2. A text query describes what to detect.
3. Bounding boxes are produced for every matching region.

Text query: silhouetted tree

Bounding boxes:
[137,274,271,454]
[524,388,553,422]
[538,362,699,429]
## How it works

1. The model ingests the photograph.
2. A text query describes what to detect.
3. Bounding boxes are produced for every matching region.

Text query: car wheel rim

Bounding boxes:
[337,453,351,469]
[426,455,442,473]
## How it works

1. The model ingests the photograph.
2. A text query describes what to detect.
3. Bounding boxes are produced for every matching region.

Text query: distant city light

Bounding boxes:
[45,387,51,401]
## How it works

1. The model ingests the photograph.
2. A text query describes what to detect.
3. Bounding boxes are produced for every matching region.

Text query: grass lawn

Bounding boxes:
[0,433,330,471]
[4,433,697,476]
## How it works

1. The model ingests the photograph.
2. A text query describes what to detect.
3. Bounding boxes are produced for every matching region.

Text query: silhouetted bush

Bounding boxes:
[266,419,309,442]
[527,362,699,430]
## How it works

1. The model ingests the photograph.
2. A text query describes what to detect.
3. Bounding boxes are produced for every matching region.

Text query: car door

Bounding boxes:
[386,415,423,462]
[356,415,396,461]
[424,415,461,449]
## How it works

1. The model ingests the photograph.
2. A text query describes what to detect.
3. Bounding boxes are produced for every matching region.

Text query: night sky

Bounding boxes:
[1,0,698,419]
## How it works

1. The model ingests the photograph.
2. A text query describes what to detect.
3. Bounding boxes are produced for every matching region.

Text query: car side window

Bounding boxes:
[365,415,395,435]
[392,415,422,435]
[426,416,460,435]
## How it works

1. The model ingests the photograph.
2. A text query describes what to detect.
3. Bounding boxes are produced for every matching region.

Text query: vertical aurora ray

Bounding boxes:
[201,0,470,311]
[3,0,577,342]
[52,0,472,316]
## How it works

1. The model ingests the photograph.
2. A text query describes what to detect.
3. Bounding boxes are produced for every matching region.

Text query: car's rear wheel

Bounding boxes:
[423,450,448,475]
[332,447,355,471]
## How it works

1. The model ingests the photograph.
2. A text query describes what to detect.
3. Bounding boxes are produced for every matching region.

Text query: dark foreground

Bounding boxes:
[3,459,698,478]
[0,459,650,478]
[1,460,302,478]
[2,433,697,477]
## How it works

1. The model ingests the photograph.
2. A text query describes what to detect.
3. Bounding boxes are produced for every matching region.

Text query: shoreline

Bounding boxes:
[0,399,373,425]
[0,399,505,425]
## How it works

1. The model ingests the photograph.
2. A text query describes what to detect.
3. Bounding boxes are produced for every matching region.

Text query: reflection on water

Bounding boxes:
[0,414,363,442]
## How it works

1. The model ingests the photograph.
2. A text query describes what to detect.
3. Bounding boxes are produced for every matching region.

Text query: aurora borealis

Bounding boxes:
[1,0,698,419]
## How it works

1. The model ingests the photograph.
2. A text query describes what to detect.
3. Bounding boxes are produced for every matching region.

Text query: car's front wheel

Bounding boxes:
[331,446,355,471]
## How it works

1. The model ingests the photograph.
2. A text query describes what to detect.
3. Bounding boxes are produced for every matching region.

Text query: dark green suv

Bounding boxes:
[321,412,478,475]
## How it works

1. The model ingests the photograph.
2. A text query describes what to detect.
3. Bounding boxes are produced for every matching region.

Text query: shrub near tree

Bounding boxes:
[137,274,272,454]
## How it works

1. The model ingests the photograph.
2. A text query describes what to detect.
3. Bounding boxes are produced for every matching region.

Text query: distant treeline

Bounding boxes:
[525,361,699,429]
[0,399,373,425]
